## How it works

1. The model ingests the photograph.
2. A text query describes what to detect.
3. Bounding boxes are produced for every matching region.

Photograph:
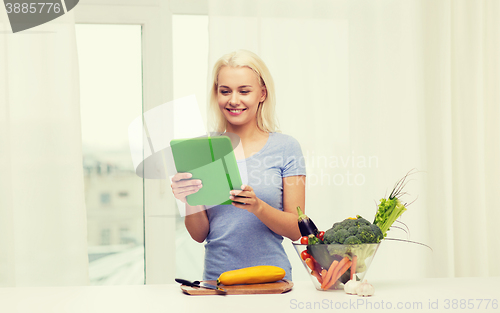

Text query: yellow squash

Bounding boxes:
[217,265,286,285]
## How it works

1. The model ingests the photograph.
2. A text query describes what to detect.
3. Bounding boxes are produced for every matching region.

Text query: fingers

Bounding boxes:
[230,191,250,198]
[170,172,202,203]
[177,187,201,198]
[240,184,252,191]
[173,179,202,189]
[231,196,251,205]
[231,200,247,206]
[231,196,256,206]
[172,184,202,203]
[229,185,261,213]
[229,185,254,204]
[172,172,193,182]
[230,185,253,198]
[172,182,202,195]
[171,173,201,189]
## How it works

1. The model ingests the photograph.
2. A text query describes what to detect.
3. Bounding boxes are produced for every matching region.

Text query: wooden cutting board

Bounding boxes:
[179,279,293,295]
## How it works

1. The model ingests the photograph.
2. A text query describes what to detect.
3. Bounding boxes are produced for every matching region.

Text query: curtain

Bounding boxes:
[207,0,499,280]
[0,11,89,286]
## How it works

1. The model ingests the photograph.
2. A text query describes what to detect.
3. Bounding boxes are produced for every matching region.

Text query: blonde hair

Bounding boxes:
[208,50,280,133]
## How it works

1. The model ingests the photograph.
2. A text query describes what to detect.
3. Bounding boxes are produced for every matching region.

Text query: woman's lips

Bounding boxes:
[226,108,246,116]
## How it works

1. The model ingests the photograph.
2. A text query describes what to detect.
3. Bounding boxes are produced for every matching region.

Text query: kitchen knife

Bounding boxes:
[175,278,227,293]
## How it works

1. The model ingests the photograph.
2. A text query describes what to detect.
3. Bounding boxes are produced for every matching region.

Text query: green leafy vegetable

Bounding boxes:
[373,198,406,238]
[373,169,416,238]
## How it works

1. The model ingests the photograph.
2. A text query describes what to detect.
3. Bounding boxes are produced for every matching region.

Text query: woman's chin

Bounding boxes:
[225,113,246,123]
[226,118,252,128]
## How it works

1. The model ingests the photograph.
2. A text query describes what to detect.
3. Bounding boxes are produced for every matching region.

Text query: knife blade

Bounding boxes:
[175,278,226,293]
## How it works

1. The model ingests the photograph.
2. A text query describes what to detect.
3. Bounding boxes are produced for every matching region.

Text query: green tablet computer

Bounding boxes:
[170,136,243,206]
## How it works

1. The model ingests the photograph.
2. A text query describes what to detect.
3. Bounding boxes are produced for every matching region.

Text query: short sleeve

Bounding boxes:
[282,136,307,177]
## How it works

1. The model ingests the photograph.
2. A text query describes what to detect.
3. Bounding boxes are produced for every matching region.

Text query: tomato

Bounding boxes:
[301,250,311,261]
[317,231,325,241]
[300,236,309,245]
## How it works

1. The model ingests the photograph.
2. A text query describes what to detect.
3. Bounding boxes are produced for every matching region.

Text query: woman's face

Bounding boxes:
[217,66,267,129]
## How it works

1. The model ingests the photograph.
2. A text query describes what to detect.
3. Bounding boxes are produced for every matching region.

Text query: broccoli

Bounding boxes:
[344,236,362,245]
[323,228,336,244]
[342,219,357,228]
[333,229,350,244]
[347,226,358,237]
[356,216,371,227]
[331,222,343,233]
[356,225,378,243]
[323,216,383,244]
[370,224,384,242]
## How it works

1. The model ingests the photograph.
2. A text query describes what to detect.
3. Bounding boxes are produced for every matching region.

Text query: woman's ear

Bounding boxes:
[260,87,267,102]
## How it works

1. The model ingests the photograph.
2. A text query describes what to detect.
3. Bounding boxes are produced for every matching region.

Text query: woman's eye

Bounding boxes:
[220,90,230,95]
[240,90,249,94]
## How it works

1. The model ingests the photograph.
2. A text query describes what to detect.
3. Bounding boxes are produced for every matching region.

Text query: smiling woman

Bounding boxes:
[170,50,307,282]
[209,50,279,135]
[217,66,267,129]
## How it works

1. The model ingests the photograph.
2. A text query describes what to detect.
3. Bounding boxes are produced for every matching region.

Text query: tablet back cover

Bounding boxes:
[170,136,242,206]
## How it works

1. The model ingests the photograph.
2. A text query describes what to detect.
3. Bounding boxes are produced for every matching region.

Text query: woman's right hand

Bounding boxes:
[170,173,202,204]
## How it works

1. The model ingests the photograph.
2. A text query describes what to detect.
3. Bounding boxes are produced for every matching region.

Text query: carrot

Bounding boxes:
[334,257,349,278]
[321,260,339,289]
[324,260,352,290]
[321,269,327,280]
[307,258,322,284]
[336,261,352,283]
[322,257,349,290]
[350,255,358,281]
[305,258,315,271]
[311,270,323,284]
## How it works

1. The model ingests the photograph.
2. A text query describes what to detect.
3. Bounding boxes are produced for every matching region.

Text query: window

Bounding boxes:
[100,193,111,205]
[76,23,144,285]
[172,14,209,280]
[101,228,111,245]
[76,1,205,284]
[120,227,132,244]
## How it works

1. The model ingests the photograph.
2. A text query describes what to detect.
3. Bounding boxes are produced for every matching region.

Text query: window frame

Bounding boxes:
[75,0,207,284]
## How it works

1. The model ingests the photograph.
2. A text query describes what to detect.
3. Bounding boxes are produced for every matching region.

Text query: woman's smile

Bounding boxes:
[226,108,247,116]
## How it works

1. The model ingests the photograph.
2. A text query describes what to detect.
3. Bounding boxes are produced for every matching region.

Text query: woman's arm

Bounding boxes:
[184,204,210,243]
[170,172,209,243]
[230,175,305,241]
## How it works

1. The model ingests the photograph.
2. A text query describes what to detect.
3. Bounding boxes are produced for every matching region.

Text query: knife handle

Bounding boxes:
[175,278,196,287]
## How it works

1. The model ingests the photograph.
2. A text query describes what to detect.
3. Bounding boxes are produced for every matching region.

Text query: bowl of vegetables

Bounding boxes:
[293,211,382,291]
[293,170,428,291]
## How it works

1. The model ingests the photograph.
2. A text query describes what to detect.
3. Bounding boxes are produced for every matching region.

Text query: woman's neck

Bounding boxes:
[225,122,267,142]
[225,122,269,160]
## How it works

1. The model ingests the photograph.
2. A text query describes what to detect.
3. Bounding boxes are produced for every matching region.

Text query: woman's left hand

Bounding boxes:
[230,185,263,214]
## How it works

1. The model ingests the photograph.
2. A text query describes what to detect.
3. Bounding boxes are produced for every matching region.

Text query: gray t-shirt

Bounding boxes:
[203,132,306,281]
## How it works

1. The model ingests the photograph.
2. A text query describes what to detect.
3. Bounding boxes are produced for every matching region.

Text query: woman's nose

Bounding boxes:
[229,93,240,106]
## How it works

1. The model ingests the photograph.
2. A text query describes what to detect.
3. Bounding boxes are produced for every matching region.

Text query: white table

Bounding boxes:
[1,277,499,313]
